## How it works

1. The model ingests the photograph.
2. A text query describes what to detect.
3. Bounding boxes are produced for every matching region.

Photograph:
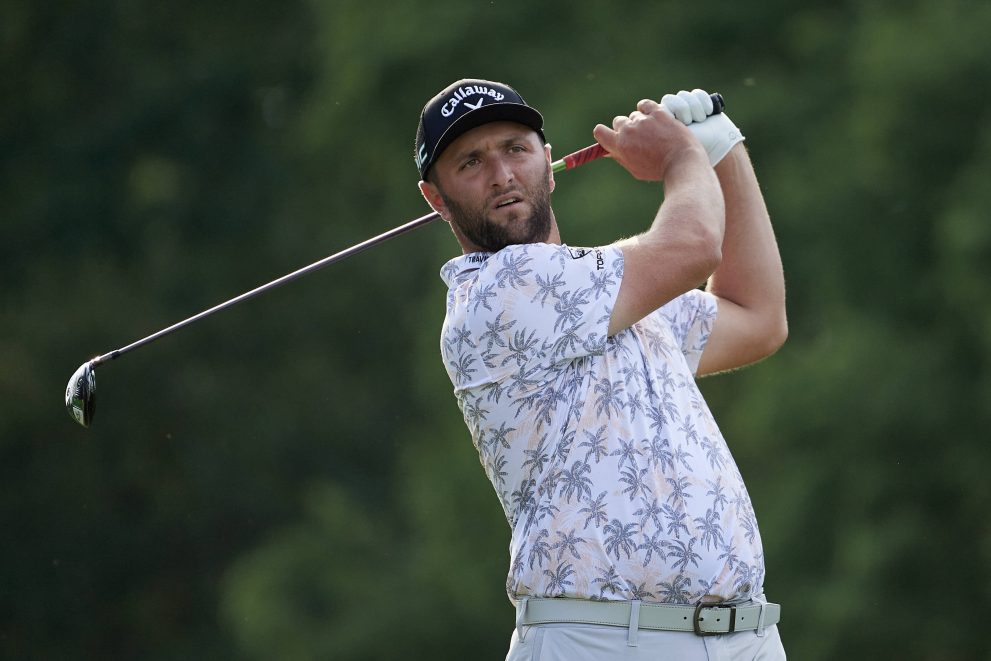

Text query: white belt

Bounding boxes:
[515,596,780,638]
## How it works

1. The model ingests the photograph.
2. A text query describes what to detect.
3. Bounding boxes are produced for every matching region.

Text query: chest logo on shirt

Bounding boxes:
[568,247,605,270]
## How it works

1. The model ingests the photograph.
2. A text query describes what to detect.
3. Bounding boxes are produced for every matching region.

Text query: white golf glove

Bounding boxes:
[661,89,744,166]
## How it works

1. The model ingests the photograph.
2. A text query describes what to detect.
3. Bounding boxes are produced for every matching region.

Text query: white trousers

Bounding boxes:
[505,623,786,661]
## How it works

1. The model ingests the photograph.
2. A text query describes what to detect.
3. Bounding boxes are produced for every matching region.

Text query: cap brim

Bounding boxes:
[428,103,544,174]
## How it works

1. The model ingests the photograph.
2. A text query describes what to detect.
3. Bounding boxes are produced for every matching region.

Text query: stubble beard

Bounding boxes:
[439,165,553,253]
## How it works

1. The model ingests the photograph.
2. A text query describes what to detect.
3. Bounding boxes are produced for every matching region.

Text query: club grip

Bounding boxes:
[555,92,725,173]
[562,143,608,170]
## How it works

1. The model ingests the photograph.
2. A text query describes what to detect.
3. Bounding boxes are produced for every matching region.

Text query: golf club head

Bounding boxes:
[66,361,96,427]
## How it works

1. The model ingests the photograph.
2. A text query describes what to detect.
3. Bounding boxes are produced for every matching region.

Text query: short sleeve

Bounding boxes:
[462,243,623,379]
[657,288,718,374]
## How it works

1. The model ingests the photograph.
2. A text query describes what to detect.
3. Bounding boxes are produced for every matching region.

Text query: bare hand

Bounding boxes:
[592,99,700,182]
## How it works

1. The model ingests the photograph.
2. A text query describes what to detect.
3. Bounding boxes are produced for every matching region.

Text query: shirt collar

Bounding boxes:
[439,251,493,288]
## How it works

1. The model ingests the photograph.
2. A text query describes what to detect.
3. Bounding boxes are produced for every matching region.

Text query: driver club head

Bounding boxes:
[66,361,96,427]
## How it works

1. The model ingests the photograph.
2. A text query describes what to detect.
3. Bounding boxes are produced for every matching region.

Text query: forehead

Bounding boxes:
[440,121,542,161]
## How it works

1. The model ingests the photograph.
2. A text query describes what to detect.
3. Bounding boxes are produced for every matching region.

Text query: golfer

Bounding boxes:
[415,79,787,660]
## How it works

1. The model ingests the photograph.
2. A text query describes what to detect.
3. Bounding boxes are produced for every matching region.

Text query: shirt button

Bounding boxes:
[740,582,752,594]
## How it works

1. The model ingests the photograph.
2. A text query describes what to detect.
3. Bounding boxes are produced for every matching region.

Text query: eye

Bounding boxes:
[508,144,527,154]
[459,157,480,171]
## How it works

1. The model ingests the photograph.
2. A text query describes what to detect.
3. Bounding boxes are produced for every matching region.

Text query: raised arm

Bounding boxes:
[647,90,786,375]
[696,141,787,376]
[592,99,726,338]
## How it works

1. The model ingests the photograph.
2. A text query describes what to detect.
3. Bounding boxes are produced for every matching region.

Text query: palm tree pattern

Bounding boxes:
[439,244,765,604]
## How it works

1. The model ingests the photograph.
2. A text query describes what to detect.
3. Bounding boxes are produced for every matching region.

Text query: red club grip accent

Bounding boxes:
[563,143,608,170]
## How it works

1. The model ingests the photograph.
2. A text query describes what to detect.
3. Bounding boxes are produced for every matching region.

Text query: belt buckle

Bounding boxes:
[692,602,736,636]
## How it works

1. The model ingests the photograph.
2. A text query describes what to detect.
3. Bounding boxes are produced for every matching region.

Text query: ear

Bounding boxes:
[545,143,556,193]
[418,180,450,221]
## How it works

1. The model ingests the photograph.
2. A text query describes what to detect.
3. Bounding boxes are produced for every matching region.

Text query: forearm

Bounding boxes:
[647,148,725,258]
[606,141,724,337]
[706,144,787,341]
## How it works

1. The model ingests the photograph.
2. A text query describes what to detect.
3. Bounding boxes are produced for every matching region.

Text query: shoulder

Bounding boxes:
[520,243,624,277]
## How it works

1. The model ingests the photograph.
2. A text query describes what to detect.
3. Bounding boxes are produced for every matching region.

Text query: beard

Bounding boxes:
[438,165,553,253]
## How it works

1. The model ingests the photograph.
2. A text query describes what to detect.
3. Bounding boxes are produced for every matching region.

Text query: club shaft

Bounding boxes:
[91,211,441,366]
[92,142,594,367]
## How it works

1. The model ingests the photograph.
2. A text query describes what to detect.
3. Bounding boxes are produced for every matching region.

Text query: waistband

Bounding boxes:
[514,596,780,642]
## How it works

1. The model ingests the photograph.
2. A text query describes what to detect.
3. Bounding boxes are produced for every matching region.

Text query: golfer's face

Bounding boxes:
[432,122,555,251]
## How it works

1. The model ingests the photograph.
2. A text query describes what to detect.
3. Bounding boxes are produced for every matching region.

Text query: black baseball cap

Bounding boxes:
[414,79,545,180]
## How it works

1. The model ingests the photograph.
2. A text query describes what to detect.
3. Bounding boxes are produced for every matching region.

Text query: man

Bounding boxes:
[415,78,787,660]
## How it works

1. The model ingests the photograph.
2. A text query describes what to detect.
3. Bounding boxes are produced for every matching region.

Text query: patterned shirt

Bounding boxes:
[439,243,765,605]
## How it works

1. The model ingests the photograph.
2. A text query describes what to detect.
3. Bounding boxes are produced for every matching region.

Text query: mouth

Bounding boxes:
[492,194,524,211]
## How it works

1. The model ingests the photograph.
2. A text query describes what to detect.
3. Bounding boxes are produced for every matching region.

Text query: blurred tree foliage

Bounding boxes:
[2,0,990,659]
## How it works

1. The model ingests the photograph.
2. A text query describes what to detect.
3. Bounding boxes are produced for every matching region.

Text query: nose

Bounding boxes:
[489,155,514,188]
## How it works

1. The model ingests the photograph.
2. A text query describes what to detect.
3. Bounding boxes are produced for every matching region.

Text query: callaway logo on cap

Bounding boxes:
[414,78,545,180]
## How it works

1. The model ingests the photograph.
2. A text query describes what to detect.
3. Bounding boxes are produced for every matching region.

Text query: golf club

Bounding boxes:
[65,93,724,427]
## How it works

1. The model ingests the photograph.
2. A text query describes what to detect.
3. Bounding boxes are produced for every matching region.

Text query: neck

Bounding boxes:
[454,211,562,254]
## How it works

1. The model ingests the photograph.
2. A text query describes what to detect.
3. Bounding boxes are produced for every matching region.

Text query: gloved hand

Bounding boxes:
[661,89,744,166]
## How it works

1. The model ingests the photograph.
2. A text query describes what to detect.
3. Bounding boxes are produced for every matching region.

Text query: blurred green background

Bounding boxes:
[3,0,990,658]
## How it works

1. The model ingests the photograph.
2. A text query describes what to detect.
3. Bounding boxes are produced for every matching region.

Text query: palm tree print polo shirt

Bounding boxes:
[439,242,765,604]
